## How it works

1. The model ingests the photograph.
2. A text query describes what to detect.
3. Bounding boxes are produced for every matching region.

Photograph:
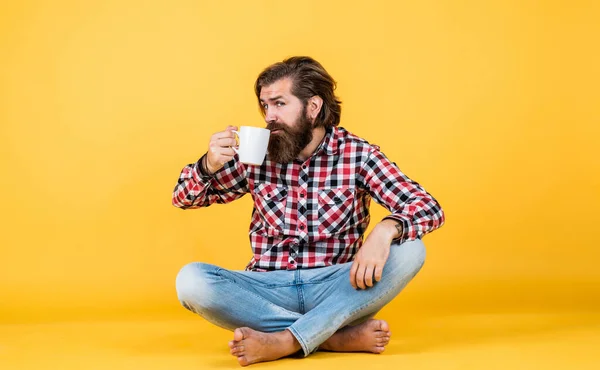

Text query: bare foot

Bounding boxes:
[319,319,391,353]
[228,327,302,366]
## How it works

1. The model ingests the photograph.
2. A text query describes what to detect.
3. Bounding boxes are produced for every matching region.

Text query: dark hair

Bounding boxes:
[254,56,342,128]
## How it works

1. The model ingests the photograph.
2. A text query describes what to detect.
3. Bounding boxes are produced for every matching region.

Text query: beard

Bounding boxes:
[266,106,313,164]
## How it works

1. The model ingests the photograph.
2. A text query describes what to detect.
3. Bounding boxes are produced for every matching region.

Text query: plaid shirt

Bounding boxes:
[172,126,445,271]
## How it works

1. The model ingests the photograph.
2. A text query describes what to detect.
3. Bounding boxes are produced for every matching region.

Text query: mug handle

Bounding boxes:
[231,130,239,153]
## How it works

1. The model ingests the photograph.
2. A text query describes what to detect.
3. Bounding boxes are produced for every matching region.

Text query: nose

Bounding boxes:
[264,107,277,123]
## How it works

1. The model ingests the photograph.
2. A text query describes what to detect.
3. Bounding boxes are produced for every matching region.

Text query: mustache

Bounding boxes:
[266,123,289,132]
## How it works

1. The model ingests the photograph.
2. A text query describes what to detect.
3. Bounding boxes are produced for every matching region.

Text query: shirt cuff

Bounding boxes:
[193,154,215,182]
[382,215,411,243]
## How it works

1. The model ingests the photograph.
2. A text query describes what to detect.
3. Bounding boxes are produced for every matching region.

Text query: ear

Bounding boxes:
[307,95,323,121]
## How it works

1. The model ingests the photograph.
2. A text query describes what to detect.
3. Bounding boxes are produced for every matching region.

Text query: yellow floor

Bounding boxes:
[2,310,599,369]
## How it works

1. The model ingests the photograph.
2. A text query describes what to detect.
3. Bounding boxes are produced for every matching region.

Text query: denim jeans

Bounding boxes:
[175,239,426,356]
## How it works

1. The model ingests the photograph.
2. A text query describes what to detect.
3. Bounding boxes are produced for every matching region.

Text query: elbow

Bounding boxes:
[172,193,188,209]
[172,198,183,209]
[431,198,446,229]
[436,208,446,229]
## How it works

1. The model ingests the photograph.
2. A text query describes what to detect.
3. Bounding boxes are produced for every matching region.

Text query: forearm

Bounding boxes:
[172,153,249,209]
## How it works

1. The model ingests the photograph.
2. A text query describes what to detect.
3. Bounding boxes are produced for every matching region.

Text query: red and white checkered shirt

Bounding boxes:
[172,126,445,271]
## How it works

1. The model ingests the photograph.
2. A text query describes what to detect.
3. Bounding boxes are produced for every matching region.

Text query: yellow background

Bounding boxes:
[1,0,599,369]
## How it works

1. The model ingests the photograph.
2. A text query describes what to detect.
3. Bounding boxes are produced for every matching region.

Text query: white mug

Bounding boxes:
[232,126,271,165]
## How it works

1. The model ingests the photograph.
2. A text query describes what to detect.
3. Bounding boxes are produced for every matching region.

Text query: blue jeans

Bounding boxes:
[175,239,426,356]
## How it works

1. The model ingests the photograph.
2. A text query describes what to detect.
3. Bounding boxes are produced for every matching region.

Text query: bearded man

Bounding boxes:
[172,56,445,366]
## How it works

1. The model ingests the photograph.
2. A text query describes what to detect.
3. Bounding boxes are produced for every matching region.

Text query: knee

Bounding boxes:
[175,262,214,309]
[386,239,426,279]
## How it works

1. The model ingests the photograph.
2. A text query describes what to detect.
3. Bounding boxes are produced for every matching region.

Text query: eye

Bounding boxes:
[262,103,268,110]
[276,101,285,107]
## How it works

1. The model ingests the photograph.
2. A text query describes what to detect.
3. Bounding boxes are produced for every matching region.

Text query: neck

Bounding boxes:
[297,126,326,161]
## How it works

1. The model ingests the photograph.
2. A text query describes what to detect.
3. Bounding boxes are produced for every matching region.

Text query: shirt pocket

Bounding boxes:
[254,183,288,236]
[317,187,356,236]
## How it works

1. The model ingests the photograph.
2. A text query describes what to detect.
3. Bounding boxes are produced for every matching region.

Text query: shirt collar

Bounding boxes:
[313,126,339,157]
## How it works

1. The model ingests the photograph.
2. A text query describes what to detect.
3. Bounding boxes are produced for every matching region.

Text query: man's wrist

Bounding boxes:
[377,219,402,242]
[197,153,215,178]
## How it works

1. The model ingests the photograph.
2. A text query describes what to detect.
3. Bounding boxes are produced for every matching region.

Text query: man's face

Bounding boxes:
[260,78,313,163]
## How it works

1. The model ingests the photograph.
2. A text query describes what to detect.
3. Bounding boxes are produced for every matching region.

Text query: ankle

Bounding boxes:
[319,333,340,351]
[319,340,333,351]
[282,329,302,353]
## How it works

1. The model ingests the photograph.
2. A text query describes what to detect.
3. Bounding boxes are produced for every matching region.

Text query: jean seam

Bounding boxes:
[262,269,347,287]
[297,264,349,286]
[301,275,345,285]
[232,271,299,289]
[262,282,297,288]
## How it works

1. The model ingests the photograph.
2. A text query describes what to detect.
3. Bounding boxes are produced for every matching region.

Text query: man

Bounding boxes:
[172,56,445,366]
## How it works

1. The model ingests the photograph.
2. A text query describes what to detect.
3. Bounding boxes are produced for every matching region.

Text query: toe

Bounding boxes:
[379,320,390,333]
[374,346,385,354]
[375,330,386,338]
[234,328,245,341]
[233,345,244,355]
[230,345,245,356]
[237,355,250,367]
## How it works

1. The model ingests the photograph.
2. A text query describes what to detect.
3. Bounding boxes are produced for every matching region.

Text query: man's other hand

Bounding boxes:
[349,221,397,289]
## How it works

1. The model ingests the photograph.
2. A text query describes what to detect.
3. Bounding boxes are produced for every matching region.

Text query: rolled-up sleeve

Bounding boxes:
[172,154,249,209]
[359,146,445,243]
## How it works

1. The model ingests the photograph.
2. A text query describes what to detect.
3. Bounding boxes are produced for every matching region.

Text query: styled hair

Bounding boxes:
[254,56,342,128]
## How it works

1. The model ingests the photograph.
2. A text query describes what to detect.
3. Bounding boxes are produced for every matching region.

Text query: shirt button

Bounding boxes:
[302,164,307,169]
[300,193,305,198]
[300,225,305,230]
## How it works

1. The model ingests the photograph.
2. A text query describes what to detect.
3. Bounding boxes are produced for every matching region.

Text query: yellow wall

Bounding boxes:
[1,0,599,323]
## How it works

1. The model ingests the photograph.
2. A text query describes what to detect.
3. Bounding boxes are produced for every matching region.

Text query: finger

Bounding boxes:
[349,261,359,289]
[213,130,236,140]
[374,264,384,283]
[217,137,237,147]
[364,264,375,287]
[221,147,236,156]
[211,142,236,156]
[226,125,238,131]
[356,264,367,290]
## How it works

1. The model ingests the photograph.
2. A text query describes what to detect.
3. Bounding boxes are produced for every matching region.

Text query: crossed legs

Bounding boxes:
[175,239,426,366]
